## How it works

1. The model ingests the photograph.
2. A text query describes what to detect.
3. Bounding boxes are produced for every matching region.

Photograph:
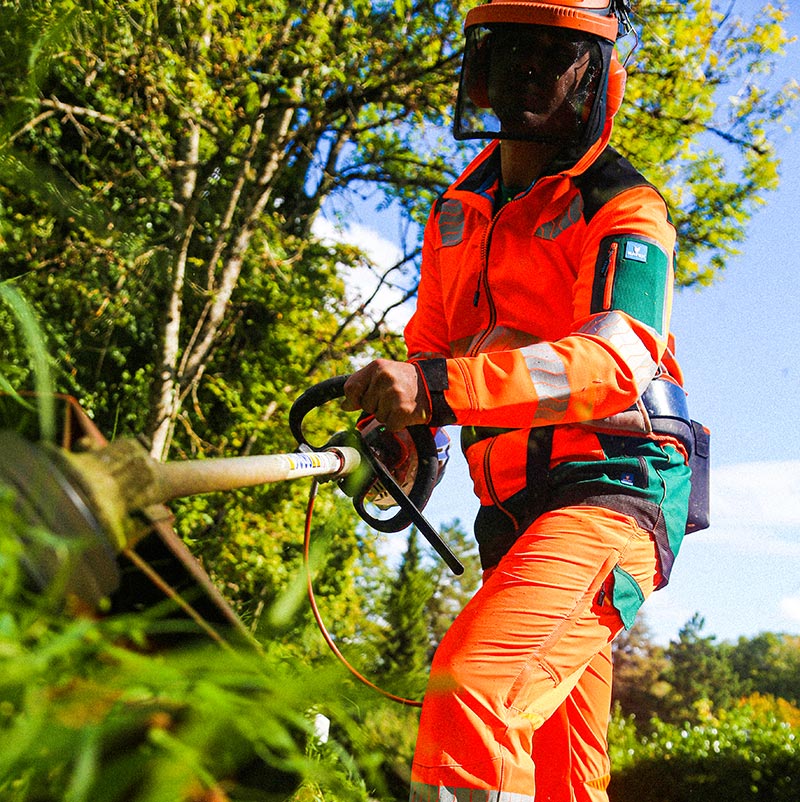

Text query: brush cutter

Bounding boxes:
[0,376,462,614]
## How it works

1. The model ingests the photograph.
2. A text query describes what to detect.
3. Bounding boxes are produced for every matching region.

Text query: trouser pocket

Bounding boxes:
[608,565,645,629]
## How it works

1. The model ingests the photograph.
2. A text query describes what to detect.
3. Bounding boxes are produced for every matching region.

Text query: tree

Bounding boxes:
[0,0,468,460]
[2,0,798,458]
[0,0,475,631]
[609,698,800,802]
[424,519,482,652]
[611,614,670,728]
[660,613,747,724]
[1,0,799,694]
[376,527,434,698]
[329,527,434,801]
[615,0,800,285]
[728,632,800,705]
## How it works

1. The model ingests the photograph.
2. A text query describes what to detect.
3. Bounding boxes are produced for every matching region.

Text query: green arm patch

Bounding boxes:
[591,235,670,336]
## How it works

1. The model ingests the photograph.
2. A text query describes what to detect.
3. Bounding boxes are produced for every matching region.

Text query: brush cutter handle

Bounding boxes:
[288,376,352,446]
[289,376,463,574]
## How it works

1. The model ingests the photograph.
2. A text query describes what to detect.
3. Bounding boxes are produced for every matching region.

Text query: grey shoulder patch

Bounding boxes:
[438,198,465,248]
[535,193,583,240]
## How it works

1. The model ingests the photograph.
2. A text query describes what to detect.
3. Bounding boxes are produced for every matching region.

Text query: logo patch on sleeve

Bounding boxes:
[624,240,649,263]
[591,234,670,337]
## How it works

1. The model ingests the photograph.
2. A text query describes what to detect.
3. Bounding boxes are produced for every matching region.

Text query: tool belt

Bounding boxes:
[642,378,710,533]
[460,377,711,549]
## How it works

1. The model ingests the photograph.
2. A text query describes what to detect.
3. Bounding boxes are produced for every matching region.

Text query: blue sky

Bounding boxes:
[318,1,800,646]
[643,133,800,644]
[640,0,800,644]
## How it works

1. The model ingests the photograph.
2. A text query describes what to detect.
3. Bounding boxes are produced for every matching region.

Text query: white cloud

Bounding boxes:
[312,217,415,331]
[313,216,403,270]
[780,593,800,625]
[690,459,800,556]
[640,586,700,644]
[710,460,800,528]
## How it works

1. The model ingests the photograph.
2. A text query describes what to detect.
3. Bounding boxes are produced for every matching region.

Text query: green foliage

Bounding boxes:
[616,0,800,285]
[615,613,800,731]
[0,489,384,802]
[1,2,800,798]
[424,520,481,651]
[1,0,798,651]
[727,632,800,705]
[342,701,421,801]
[0,0,469,457]
[611,616,670,730]
[0,282,55,440]
[0,0,472,634]
[659,613,749,724]
[376,528,435,698]
[609,699,800,801]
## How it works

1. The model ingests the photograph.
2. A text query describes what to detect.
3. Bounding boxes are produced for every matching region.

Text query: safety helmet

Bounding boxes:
[454,0,630,149]
[465,0,622,41]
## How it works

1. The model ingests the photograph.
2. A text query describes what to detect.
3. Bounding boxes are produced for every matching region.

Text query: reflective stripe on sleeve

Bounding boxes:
[518,342,570,423]
[577,311,658,394]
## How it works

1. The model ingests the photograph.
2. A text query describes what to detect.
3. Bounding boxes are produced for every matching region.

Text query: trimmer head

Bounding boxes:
[0,395,246,638]
[0,429,121,607]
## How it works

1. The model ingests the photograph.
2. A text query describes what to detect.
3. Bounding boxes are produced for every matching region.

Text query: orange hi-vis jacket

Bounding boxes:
[405,57,691,574]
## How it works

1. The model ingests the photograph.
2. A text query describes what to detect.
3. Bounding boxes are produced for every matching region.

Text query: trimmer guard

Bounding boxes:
[0,394,247,642]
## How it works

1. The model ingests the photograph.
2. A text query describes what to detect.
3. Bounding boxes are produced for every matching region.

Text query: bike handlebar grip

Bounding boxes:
[289,375,349,448]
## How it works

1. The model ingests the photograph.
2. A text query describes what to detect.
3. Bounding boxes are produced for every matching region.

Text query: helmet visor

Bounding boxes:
[454,23,607,144]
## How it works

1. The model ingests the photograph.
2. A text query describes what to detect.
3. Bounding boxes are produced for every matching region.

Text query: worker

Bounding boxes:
[343,1,702,798]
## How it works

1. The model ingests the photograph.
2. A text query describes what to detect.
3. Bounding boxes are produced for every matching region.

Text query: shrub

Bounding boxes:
[0,488,376,802]
[609,699,800,801]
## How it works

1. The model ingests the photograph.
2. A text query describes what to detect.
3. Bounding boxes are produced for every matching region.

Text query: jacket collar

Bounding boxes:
[447,51,627,207]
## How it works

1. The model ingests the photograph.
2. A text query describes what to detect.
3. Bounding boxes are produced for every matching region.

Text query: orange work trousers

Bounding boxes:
[409,505,663,801]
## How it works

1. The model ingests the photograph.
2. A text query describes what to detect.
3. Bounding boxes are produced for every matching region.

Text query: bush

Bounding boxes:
[609,699,800,801]
[0,488,377,802]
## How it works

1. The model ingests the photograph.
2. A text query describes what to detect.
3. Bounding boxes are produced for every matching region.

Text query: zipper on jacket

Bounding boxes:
[468,226,498,353]
[469,176,549,347]
[602,240,619,310]
[472,215,496,311]
[469,194,518,352]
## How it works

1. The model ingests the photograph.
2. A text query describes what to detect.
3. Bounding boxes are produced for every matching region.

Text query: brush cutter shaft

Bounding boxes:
[154,447,361,502]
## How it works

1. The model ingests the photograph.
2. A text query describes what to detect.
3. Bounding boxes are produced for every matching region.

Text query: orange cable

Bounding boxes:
[303,480,422,708]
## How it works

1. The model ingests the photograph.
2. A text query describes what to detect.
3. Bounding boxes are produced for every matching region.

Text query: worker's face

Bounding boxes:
[486,26,598,140]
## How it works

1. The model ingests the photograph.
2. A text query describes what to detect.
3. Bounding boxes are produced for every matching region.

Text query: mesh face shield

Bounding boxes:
[454,22,613,149]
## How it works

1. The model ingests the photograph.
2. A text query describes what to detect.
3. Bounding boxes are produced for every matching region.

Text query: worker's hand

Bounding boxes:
[342,359,430,431]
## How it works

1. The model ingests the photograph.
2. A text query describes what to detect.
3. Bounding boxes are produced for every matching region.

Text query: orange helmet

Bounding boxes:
[454,0,631,148]
[464,1,623,42]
